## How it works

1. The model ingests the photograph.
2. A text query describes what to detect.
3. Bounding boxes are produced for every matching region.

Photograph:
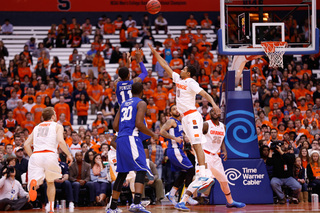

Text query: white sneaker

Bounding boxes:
[141,200,151,207]
[45,203,54,213]
[187,197,199,206]
[69,202,74,212]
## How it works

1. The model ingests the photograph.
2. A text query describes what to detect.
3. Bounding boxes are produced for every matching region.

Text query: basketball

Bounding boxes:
[146,0,161,15]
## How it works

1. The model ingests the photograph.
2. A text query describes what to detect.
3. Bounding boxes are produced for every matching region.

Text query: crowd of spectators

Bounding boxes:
[0,12,319,210]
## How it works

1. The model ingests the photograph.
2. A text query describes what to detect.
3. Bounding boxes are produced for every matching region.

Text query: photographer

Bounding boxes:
[267,141,301,204]
[0,166,32,210]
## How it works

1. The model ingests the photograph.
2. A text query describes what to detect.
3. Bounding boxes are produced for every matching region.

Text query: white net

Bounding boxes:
[261,42,288,68]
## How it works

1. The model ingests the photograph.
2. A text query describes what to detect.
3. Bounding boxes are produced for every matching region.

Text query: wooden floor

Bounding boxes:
[14,203,320,213]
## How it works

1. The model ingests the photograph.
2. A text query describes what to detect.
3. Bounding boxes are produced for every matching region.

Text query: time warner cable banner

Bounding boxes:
[210,159,274,204]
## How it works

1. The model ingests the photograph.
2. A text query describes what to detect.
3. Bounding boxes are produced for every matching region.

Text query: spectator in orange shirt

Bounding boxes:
[198,68,210,92]
[127,22,139,43]
[21,112,36,134]
[198,52,214,76]
[76,93,89,125]
[93,51,105,71]
[18,60,31,82]
[54,96,71,122]
[213,55,227,78]
[186,14,198,29]
[171,37,182,53]
[13,100,28,125]
[35,83,48,104]
[30,96,46,124]
[201,13,212,29]
[169,51,184,74]
[88,78,103,114]
[69,17,80,31]
[269,90,284,111]
[147,97,159,123]
[163,33,174,47]
[144,82,154,99]
[103,17,116,35]
[45,81,56,98]
[113,15,123,30]
[143,69,157,90]
[291,108,304,121]
[145,109,154,129]
[162,71,173,90]
[57,113,73,131]
[179,29,190,53]
[92,112,108,135]
[154,85,168,114]
[37,51,50,69]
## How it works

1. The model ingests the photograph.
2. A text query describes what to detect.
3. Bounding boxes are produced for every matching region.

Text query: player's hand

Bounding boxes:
[152,134,159,140]
[126,52,132,64]
[66,155,73,166]
[148,43,155,53]
[174,137,183,144]
[221,151,228,161]
[213,105,221,115]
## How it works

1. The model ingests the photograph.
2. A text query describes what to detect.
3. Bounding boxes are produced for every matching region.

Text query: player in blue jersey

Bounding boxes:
[160,105,197,206]
[106,82,158,213]
[115,50,148,105]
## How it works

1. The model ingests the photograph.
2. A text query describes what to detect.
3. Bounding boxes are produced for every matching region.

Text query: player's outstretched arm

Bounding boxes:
[57,124,73,164]
[202,122,209,135]
[148,43,173,78]
[133,49,148,83]
[24,131,34,157]
[113,109,120,133]
[160,119,182,143]
[136,101,158,139]
[199,90,221,114]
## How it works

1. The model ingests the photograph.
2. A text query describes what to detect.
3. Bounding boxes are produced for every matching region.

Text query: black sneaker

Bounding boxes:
[291,198,299,204]
[279,198,286,204]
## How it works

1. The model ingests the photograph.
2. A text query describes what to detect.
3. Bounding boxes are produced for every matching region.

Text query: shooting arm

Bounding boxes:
[24,131,34,157]
[148,43,173,78]
[199,90,220,112]
[136,101,156,137]
[160,119,176,140]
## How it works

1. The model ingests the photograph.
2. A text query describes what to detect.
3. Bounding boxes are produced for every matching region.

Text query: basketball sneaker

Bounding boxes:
[29,179,37,201]
[165,192,177,205]
[174,202,190,211]
[197,178,215,194]
[45,203,54,213]
[69,202,74,212]
[141,200,151,207]
[187,197,198,205]
[226,201,246,208]
[128,203,150,213]
[106,208,122,213]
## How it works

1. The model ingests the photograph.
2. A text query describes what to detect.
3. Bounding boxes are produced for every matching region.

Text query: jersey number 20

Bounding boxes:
[121,106,133,122]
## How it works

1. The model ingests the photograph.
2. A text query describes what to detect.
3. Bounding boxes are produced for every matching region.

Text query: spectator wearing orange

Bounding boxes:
[147,97,159,124]
[69,17,80,31]
[12,81,22,99]
[295,119,312,140]
[57,113,73,131]
[12,100,28,125]
[93,51,105,71]
[92,112,108,135]
[143,70,157,90]
[92,35,103,51]
[113,15,123,30]
[198,68,210,91]
[76,93,89,125]
[145,109,153,129]
[31,96,46,124]
[197,35,211,52]
[104,18,116,35]
[37,51,50,69]
[179,30,190,52]
[18,60,31,82]
[171,37,182,53]
[35,83,48,104]
[162,71,173,90]
[186,14,198,29]
[168,84,176,105]
[154,85,168,114]
[201,13,212,29]
[198,52,214,76]
[291,108,304,122]
[4,111,17,130]
[213,55,227,79]
[22,88,36,104]
[0,128,10,146]
[193,28,203,43]
[269,90,284,111]
[163,33,174,47]
[211,70,221,87]
[21,112,36,133]
[45,81,56,98]
[127,22,139,41]
[88,78,103,114]
[54,96,71,122]
[169,51,184,74]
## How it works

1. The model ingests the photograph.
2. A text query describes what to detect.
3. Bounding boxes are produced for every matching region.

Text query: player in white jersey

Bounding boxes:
[149,43,220,211]
[202,109,246,208]
[24,107,73,213]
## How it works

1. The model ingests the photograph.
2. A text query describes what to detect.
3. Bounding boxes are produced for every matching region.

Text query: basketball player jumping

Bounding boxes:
[149,43,219,210]
[202,109,245,208]
[24,107,73,213]
[106,82,158,213]
[160,105,197,206]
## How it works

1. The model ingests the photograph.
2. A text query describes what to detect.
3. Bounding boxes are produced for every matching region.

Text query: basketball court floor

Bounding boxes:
[13,202,320,213]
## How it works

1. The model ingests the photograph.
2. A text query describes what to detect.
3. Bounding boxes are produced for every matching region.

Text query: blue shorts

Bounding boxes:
[167,148,193,172]
[116,136,152,176]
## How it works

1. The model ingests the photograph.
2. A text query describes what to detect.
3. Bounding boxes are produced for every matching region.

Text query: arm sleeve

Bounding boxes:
[172,72,180,83]
[138,62,148,81]
[189,80,203,94]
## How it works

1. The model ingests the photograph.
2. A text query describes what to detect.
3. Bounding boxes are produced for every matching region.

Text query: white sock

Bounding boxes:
[181,194,190,203]
[199,165,205,177]
[170,187,178,196]
[49,201,54,211]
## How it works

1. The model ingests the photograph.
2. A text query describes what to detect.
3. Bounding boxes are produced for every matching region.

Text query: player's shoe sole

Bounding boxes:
[197,178,215,194]
[226,201,246,208]
[174,202,190,211]
[29,179,37,201]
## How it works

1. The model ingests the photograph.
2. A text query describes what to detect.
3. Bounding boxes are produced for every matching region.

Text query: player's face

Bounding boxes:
[180,66,188,79]
[210,109,220,120]
[170,106,180,117]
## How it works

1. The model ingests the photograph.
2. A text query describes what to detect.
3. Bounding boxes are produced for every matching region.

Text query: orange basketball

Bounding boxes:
[146,0,161,15]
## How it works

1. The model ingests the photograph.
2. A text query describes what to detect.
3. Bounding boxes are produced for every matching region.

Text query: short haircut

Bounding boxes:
[132,82,143,95]
[42,107,55,121]
[169,104,176,112]
[119,67,129,80]
[187,65,196,77]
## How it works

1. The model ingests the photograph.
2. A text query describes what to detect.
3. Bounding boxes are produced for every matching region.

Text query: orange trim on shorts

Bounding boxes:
[33,150,55,154]
[183,109,197,117]
[204,149,216,156]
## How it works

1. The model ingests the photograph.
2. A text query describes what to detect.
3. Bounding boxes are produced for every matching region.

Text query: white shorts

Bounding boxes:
[182,111,205,145]
[205,152,228,183]
[28,153,61,189]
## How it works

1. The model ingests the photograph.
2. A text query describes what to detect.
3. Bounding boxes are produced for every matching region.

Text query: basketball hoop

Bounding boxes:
[261,41,288,68]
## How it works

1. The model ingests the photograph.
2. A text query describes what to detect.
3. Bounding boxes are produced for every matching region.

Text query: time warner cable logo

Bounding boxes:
[225,168,265,186]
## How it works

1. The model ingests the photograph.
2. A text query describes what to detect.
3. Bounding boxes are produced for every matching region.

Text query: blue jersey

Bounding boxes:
[118,97,141,137]
[167,117,183,149]
[116,80,133,105]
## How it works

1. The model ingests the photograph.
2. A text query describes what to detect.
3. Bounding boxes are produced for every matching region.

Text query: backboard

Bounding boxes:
[218,0,319,55]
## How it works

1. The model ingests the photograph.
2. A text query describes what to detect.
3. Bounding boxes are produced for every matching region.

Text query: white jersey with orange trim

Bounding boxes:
[33,121,58,153]
[172,72,203,114]
[202,120,225,154]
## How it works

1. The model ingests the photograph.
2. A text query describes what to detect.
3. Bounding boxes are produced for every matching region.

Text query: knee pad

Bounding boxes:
[135,171,147,184]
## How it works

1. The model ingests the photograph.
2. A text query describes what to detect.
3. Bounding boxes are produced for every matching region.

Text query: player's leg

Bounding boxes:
[27,154,45,202]
[143,139,153,181]
[108,172,128,212]
[46,181,56,213]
